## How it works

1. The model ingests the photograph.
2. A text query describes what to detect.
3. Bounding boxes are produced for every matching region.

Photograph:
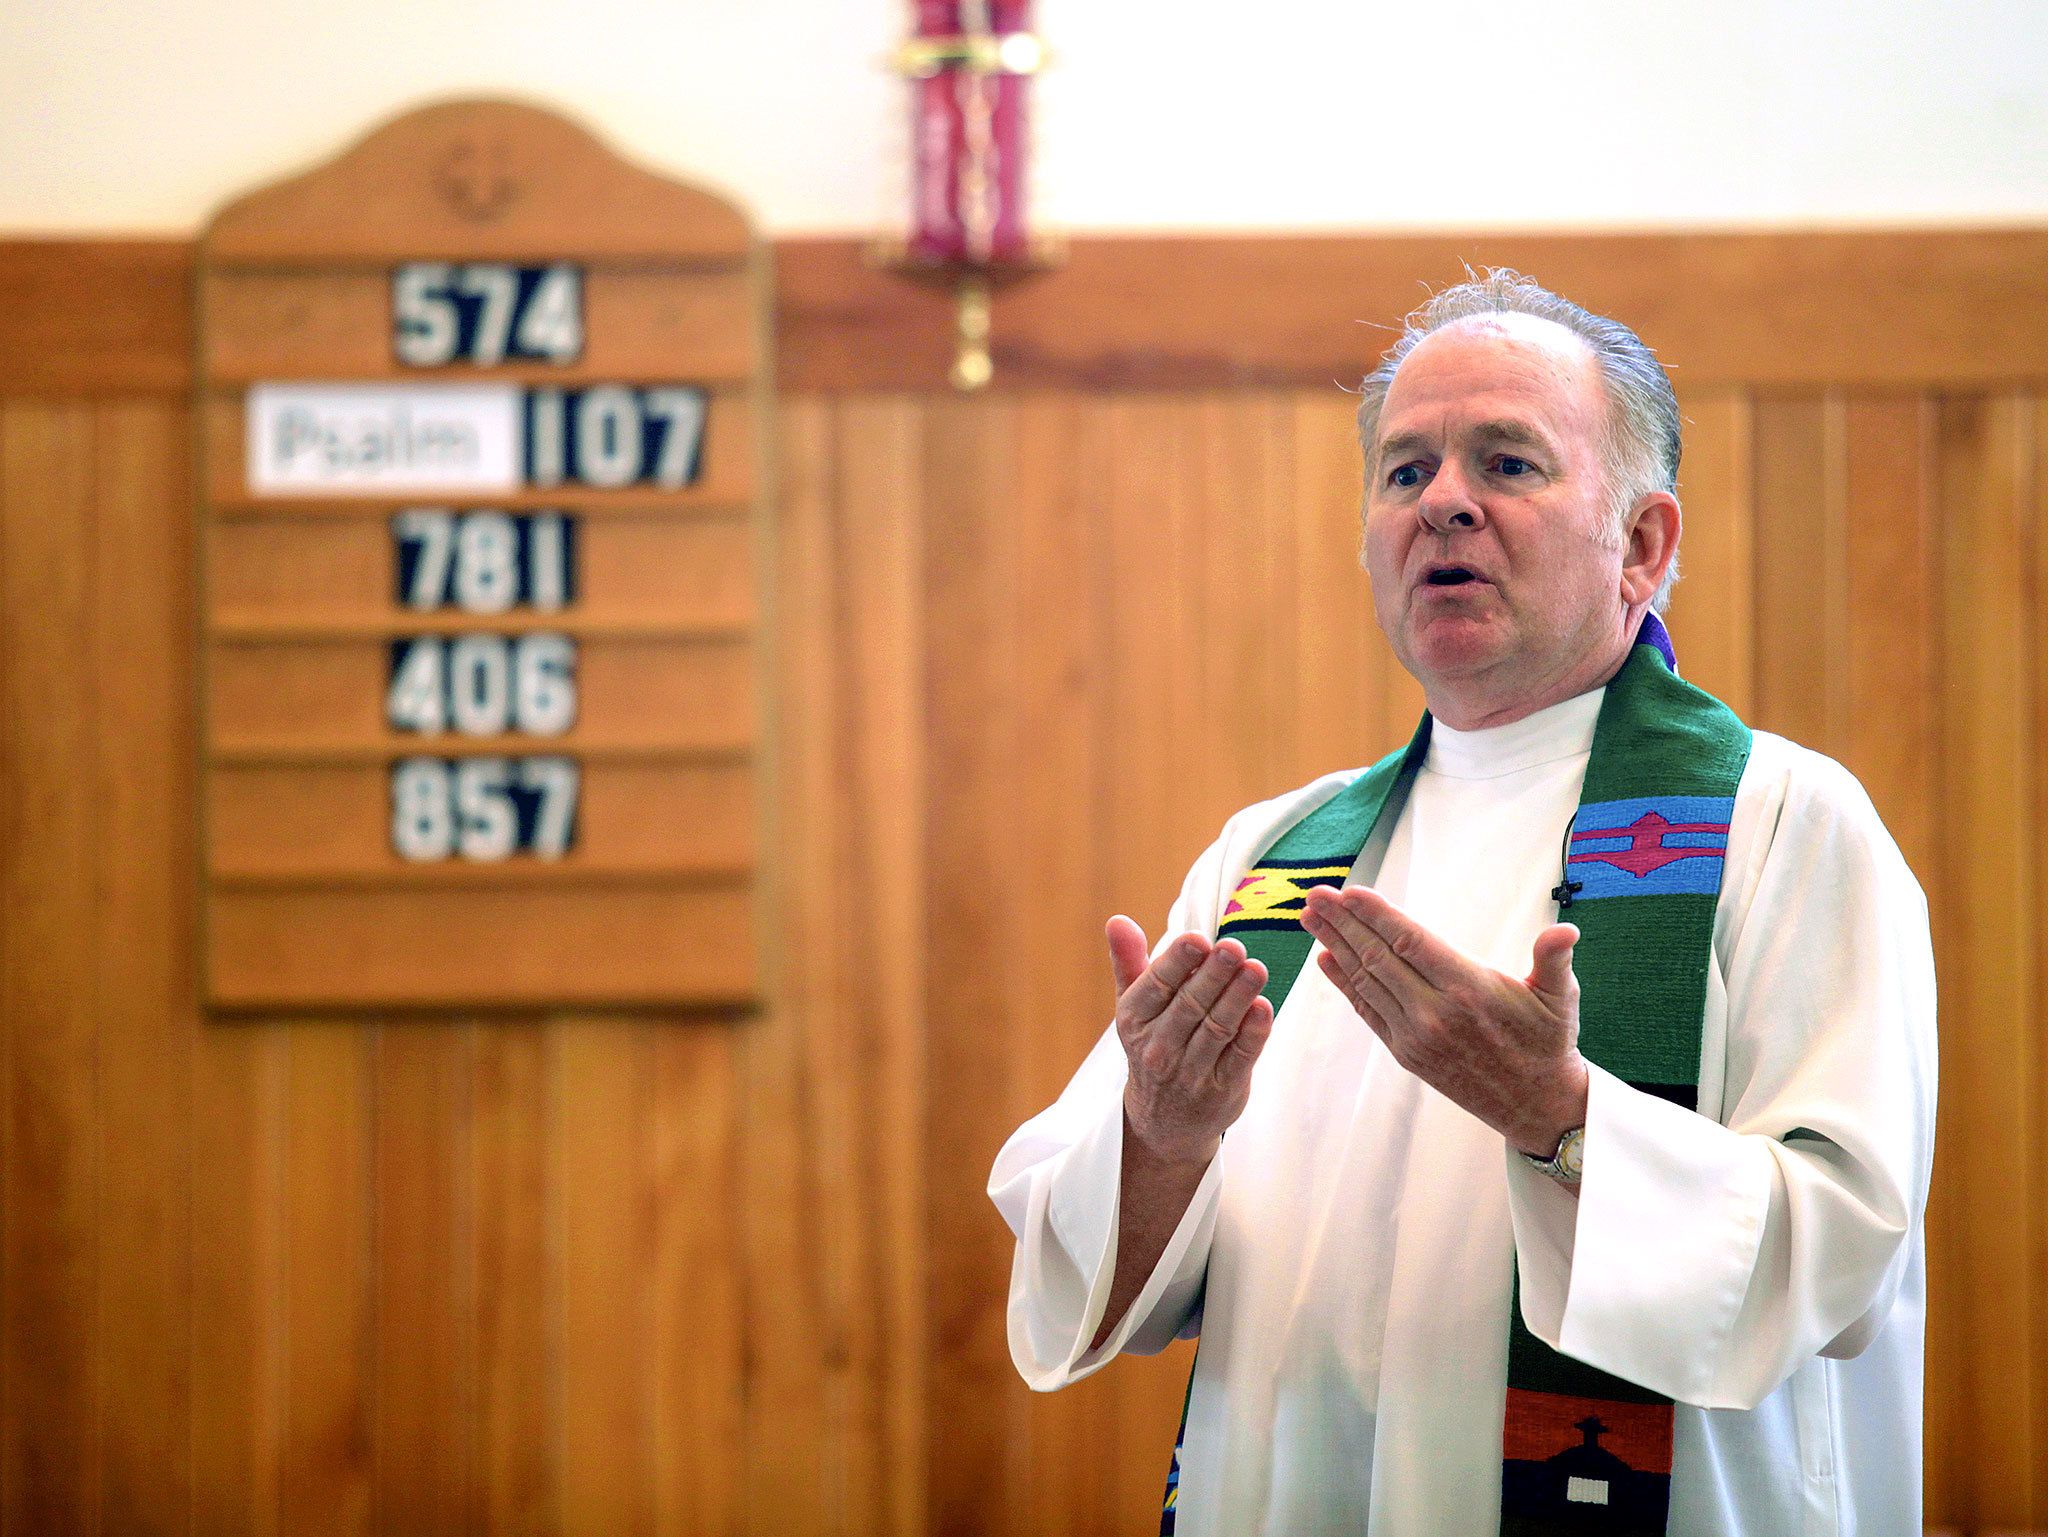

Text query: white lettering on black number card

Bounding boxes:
[524,386,707,490]
[390,755,580,861]
[393,263,584,366]
[386,634,578,736]
[393,508,577,612]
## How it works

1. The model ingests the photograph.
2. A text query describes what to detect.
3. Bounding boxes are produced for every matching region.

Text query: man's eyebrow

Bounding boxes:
[1467,418,1557,454]
[1374,430,1434,468]
[1372,419,1559,470]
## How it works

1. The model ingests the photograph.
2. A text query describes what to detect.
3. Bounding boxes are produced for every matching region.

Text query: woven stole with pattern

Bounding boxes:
[1156,617,1751,1536]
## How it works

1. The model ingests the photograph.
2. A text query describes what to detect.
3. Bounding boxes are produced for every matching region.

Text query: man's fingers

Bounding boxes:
[1118,931,1211,1026]
[1214,996,1275,1086]
[1106,915,1151,999]
[1152,939,1252,1051]
[1338,886,1465,990]
[1527,923,1580,1002]
[1319,952,1392,1043]
[1179,955,1270,1075]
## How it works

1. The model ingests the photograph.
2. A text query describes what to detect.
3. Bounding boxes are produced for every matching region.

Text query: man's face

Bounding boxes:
[1363,315,1632,710]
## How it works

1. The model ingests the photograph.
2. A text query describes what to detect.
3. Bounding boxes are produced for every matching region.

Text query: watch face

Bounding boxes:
[1560,1127,1586,1179]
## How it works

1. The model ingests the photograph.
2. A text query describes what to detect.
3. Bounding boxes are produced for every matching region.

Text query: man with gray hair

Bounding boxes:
[991,272,1936,1534]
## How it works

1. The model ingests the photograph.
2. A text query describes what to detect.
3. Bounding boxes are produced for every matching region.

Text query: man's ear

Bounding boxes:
[1620,493,1680,607]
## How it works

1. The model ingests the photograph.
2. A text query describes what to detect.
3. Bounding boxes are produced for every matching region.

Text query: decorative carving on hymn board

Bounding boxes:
[196,99,771,1012]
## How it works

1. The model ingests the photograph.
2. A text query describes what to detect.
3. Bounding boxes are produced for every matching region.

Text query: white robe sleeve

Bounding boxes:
[987,807,1255,1391]
[1505,743,1938,1411]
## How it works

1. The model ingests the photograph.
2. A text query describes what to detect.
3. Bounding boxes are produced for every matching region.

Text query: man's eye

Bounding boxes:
[1495,455,1533,476]
[1388,463,1425,489]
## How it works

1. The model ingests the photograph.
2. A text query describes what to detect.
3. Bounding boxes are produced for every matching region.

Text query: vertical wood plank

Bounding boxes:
[0,400,101,1537]
[191,1022,287,1537]
[372,1024,472,1534]
[471,1021,555,1536]
[1749,398,1836,748]
[280,1023,375,1537]
[1665,390,1754,714]
[88,398,196,1533]
[741,395,835,1536]
[554,1019,656,1537]
[1289,390,1386,782]
[650,1028,742,1537]
[921,395,1026,1536]
[1839,397,1940,876]
[1935,395,2040,1527]
[825,396,928,1536]
[1191,394,1295,814]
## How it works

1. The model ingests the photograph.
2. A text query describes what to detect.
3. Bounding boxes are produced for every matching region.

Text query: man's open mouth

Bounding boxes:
[1424,566,1482,586]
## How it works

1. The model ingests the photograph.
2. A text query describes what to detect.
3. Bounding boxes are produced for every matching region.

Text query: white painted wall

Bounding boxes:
[5,0,2045,233]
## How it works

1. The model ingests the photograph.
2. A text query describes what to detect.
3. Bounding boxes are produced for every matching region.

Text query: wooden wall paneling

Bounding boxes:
[650,1025,743,1536]
[1839,397,1940,868]
[281,1023,376,1536]
[190,1021,287,1536]
[554,1019,657,1537]
[1935,395,2042,1528]
[1665,391,1754,716]
[919,396,1029,1535]
[372,1023,474,1533]
[470,1022,556,1535]
[822,396,928,1534]
[0,400,101,1537]
[1099,398,1199,936]
[1193,395,1300,815]
[1749,398,1838,746]
[741,393,834,1535]
[89,398,196,1532]
[1286,389,1385,785]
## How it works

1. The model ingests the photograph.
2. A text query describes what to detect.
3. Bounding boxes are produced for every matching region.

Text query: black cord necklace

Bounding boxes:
[1549,814,1584,910]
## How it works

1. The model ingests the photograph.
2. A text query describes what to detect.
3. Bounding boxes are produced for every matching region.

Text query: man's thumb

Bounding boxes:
[1106,915,1150,998]
[1529,923,1580,999]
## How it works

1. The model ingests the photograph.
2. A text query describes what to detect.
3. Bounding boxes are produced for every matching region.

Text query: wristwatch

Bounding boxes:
[1521,1125,1585,1184]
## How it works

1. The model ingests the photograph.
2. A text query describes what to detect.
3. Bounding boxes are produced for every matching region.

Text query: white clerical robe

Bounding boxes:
[990,686,1937,1536]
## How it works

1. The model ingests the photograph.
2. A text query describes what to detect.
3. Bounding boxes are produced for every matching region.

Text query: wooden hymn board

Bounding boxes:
[197,100,770,1012]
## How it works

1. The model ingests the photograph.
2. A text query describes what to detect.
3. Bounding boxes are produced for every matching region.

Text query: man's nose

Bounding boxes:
[1417,462,1485,533]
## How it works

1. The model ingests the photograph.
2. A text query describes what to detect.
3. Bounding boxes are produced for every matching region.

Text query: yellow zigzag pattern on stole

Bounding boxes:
[1217,863,1352,928]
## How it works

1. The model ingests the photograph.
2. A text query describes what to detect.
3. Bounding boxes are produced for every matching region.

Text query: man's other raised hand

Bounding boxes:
[1107,916,1275,1169]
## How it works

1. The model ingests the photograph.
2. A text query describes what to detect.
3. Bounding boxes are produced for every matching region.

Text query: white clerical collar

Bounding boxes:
[1424,686,1605,781]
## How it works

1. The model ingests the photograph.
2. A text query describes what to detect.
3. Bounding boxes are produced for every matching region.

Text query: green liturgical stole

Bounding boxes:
[1157,617,1752,1536]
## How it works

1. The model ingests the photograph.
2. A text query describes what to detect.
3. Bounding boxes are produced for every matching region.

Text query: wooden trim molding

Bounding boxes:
[9,228,2048,395]
[773,229,2048,391]
[0,240,193,393]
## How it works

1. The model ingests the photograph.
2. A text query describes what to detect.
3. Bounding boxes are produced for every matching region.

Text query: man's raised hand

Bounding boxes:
[1298,884,1589,1157]
[1107,915,1275,1168]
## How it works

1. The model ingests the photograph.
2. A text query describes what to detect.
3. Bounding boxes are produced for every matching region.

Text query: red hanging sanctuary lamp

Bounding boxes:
[882,0,1058,389]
